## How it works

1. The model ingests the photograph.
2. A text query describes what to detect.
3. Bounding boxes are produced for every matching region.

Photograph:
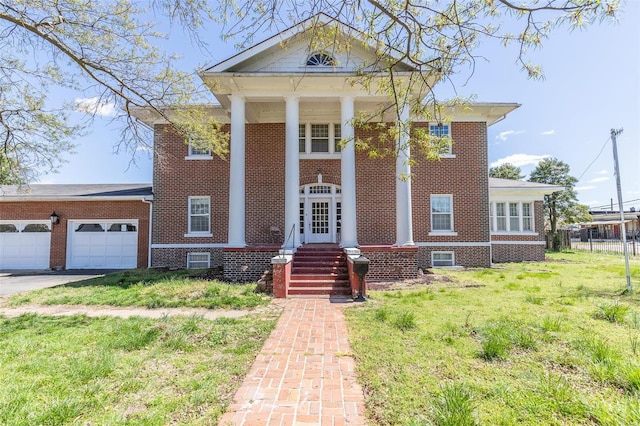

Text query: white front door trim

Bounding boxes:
[299,184,341,244]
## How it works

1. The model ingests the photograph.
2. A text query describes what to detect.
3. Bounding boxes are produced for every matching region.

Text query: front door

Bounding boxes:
[307,198,332,243]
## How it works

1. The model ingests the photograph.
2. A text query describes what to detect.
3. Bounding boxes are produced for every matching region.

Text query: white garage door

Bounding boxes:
[67,220,138,269]
[0,221,51,269]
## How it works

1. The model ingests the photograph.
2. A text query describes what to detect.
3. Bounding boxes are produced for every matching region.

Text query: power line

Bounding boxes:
[590,198,640,210]
[576,136,611,182]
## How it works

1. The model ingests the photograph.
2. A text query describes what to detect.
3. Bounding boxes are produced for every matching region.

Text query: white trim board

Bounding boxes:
[415,242,491,247]
[152,243,229,249]
[491,241,546,245]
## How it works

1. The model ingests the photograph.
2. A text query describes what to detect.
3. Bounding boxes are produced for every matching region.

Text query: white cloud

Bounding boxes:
[490,153,550,168]
[540,130,555,135]
[575,185,597,191]
[495,130,525,142]
[596,169,608,175]
[75,97,117,117]
[589,176,609,183]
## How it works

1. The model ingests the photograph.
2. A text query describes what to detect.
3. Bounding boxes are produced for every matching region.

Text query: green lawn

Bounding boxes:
[346,251,640,425]
[5,269,270,310]
[0,313,277,425]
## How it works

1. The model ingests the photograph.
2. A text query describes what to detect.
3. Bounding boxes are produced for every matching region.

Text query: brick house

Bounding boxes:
[131,15,560,294]
[0,15,560,297]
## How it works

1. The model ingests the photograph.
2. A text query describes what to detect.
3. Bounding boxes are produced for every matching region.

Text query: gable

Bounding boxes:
[205,14,416,74]
[224,37,389,74]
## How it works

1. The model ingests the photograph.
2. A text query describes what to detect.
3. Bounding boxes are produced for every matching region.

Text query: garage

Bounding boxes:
[67,220,139,269]
[0,221,51,269]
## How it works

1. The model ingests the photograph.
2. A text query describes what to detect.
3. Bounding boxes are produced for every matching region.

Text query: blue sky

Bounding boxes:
[40,3,639,211]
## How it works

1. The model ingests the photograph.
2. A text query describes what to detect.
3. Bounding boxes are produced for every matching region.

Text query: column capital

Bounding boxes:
[229,94,245,102]
[340,95,355,103]
[284,95,300,103]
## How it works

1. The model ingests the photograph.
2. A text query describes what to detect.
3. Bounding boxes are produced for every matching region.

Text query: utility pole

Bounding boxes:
[611,128,632,293]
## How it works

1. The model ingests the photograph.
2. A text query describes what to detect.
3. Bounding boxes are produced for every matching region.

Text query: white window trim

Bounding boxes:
[186,196,212,237]
[490,201,536,234]
[299,122,343,158]
[187,252,211,269]
[429,123,454,157]
[185,144,213,160]
[429,194,455,235]
[431,251,455,268]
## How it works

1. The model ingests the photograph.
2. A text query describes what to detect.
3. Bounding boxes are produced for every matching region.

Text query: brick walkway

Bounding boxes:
[218,298,367,425]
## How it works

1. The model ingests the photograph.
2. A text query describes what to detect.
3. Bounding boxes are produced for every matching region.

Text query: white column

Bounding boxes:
[396,102,414,246]
[228,95,246,247]
[283,96,300,250]
[340,96,358,247]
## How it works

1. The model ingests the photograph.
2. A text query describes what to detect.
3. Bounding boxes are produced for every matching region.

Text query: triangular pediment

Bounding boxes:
[204,13,416,74]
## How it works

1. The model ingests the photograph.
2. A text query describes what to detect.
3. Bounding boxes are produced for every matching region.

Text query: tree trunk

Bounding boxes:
[550,200,560,251]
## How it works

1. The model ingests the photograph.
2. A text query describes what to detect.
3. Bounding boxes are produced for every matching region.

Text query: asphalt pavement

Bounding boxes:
[0,270,115,296]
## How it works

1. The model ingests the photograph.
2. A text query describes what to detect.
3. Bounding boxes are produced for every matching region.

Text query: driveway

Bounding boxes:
[0,270,115,296]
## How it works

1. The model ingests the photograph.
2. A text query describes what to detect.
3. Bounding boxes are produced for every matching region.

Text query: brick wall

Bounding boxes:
[152,247,223,269]
[491,244,545,262]
[359,246,418,280]
[0,200,149,269]
[223,249,279,281]
[152,124,230,245]
[417,246,492,268]
[412,122,490,243]
[152,121,493,270]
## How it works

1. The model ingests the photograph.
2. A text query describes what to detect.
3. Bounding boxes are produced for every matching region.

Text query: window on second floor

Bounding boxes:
[186,139,212,159]
[298,123,342,156]
[429,124,453,156]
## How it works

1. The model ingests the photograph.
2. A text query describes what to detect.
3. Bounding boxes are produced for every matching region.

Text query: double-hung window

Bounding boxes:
[496,202,507,231]
[188,196,211,235]
[509,203,520,232]
[522,203,533,231]
[431,195,454,232]
[186,139,212,159]
[311,124,329,153]
[429,124,453,156]
[299,123,342,156]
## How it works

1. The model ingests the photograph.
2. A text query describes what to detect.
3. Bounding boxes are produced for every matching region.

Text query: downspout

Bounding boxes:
[142,197,153,268]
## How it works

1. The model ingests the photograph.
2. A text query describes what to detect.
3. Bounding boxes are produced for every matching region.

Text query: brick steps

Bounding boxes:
[289,245,350,297]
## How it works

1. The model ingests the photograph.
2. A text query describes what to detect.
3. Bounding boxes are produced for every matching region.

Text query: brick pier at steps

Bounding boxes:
[218,298,366,425]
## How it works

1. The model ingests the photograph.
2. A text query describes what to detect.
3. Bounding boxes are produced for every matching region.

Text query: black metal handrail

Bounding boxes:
[280,223,296,257]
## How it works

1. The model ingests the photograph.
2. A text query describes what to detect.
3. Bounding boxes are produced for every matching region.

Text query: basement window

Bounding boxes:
[431,251,454,268]
[187,252,210,269]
